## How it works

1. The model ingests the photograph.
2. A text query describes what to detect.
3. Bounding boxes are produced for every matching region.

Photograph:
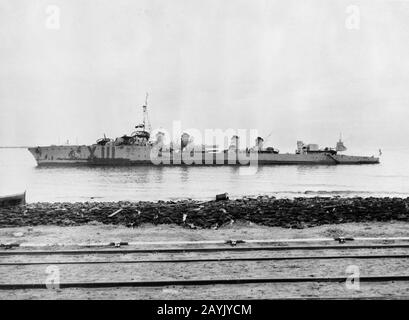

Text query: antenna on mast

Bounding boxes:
[142,92,151,133]
[264,130,274,143]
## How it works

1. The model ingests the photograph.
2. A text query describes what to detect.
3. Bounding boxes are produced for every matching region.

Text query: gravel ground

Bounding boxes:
[1,258,409,284]
[2,281,409,300]
[1,220,409,245]
[1,222,409,299]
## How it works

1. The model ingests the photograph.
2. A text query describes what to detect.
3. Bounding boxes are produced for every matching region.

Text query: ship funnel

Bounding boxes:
[181,132,191,150]
[296,141,304,153]
[254,137,264,151]
[155,131,165,145]
[229,135,239,151]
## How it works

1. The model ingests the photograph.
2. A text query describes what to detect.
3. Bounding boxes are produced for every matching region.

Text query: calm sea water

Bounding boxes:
[1,148,409,203]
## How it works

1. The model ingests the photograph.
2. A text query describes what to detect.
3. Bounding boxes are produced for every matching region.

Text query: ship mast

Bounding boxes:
[142,92,151,133]
[336,132,347,152]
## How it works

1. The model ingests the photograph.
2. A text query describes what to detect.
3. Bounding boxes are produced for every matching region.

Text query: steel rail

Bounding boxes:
[2,243,409,255]
[4,236,409,248]
[1,275,409,290]
[1,253,409,265]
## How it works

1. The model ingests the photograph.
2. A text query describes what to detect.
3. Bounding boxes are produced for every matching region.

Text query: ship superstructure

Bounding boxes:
[28,100,380,166]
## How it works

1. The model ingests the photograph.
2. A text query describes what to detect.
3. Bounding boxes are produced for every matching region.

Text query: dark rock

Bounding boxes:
[1,196,408,229]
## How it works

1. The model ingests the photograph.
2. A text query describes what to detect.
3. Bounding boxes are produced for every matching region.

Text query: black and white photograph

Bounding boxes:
[1,0,409,308]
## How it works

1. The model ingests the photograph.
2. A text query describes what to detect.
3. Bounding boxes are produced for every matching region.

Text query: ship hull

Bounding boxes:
[28,145,380,166]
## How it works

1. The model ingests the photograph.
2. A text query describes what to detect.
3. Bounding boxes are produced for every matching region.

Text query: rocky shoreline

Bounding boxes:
[1,196,409,229]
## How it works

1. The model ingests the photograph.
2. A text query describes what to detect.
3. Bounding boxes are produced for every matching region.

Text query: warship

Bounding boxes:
[28,99,380,166]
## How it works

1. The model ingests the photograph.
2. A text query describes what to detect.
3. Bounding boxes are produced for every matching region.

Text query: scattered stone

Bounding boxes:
[162,288,179,294]
[1,196,409,229]
[12,232,24,237]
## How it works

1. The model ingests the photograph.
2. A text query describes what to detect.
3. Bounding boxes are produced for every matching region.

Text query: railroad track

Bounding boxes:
[1,240,409,297]
[1,253,409,265]
[1,275,409,290]
[2,243,409,255]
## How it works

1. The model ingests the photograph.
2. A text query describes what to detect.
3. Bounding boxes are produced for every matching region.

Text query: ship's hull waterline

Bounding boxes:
[28,145,380,166]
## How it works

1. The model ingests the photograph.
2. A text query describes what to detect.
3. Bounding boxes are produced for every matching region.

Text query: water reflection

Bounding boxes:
[2,148,409,202]
[180,166,190,183]
[296,165,336,175]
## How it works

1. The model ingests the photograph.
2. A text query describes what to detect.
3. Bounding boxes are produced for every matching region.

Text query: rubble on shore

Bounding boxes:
[1,196,409,229]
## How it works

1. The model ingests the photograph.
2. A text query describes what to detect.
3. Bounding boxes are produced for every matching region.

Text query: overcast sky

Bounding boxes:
[1,0,409,152]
